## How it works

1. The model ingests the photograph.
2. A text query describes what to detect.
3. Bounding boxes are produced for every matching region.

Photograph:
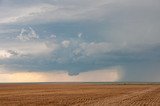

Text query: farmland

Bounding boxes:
[0,83,160,106]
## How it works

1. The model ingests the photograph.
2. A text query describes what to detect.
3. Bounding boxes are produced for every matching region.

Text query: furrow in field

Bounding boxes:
[89,86,160,106]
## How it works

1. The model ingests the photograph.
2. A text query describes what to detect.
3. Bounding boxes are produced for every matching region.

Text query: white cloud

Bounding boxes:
[0,41,57,58]
[0,4,49,24]
[50,34,56,38]
[0,0,112,24]
[17,27,39,41]
[0,26,58,57]
[61,40,70,48]
[16,42,55,55]
[0,50,13,59]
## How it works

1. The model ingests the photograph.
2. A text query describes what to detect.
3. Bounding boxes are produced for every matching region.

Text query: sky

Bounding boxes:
[0,0,160,82]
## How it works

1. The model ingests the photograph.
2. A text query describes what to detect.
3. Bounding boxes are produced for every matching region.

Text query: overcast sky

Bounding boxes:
[0,0,160,82]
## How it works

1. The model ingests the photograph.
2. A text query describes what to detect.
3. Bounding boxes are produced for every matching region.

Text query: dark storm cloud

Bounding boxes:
[0,0,160,81]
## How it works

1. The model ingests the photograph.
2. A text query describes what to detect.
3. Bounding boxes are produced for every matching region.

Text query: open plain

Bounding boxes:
[0,83,160,106]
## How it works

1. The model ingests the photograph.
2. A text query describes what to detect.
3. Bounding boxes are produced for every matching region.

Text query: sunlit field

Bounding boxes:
[0,83,160,106]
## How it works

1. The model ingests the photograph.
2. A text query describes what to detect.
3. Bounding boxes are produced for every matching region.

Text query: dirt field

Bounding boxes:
[0,83,160,106]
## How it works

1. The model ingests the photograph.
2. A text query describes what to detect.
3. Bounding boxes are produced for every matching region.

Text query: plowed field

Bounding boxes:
[0,83,159,106]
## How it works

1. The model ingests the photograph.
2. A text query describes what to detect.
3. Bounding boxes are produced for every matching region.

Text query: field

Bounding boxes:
[0,83,160,106]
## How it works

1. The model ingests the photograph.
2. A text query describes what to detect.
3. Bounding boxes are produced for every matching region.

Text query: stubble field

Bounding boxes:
[0,83,160,106]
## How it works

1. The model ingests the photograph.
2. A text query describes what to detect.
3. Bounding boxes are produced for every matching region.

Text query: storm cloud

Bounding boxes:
[0,0,160,82]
